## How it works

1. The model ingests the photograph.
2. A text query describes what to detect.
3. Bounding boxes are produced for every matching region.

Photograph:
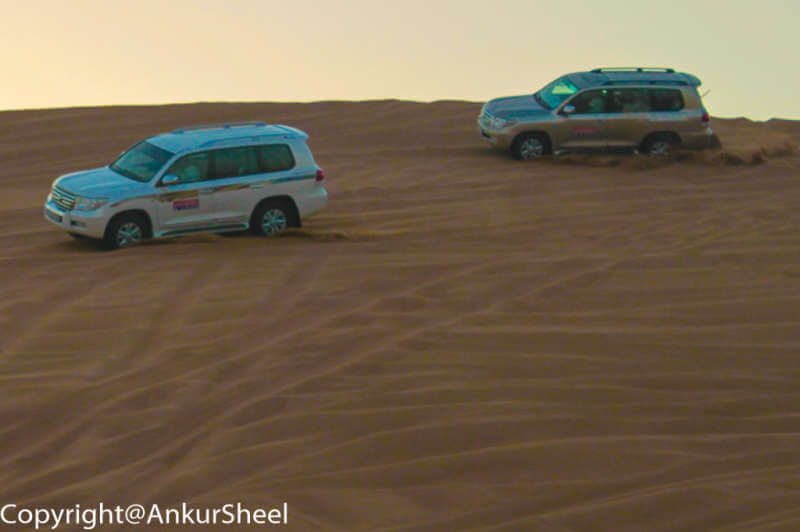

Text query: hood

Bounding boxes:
[55,167,149,198]
[485,94,551,120]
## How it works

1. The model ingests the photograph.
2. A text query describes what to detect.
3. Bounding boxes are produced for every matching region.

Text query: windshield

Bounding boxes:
[110,141,174,182]
[536,76,579,110]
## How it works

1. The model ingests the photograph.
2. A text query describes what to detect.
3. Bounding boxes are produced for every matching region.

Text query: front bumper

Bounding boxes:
[43,200,108,238]
[477,118,514,150]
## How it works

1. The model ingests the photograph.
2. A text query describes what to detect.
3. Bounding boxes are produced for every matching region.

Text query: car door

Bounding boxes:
[154,151,219,235]
[646,87,688,136]
[601,88,652,148]
[211,144,299,227]
[206,145,266,228]
[556,89,615,150]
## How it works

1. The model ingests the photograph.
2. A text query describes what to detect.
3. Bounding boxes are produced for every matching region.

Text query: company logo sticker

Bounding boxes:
[173,198,199,211]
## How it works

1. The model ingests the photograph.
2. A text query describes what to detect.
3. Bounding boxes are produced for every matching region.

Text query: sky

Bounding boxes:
[1,0,796,120]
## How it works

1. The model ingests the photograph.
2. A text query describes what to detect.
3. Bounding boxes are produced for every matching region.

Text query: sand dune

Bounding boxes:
[1,101,799,531]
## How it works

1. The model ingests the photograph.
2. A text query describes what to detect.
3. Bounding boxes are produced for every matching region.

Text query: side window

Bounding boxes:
[165,152,210,184]
[567,90,607,114]
[608,89,651,113]
[651,89,684,111]
[256,145,296,172]
[213,147,260,179]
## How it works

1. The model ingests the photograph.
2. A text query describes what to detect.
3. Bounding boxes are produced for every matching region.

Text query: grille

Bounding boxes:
[479,109,494,128]
[52,185,76,211]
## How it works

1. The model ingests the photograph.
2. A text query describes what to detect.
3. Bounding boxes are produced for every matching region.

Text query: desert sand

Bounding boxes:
[1,101,799,531]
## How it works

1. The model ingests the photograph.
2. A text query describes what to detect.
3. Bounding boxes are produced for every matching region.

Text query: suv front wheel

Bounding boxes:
[511,133,550,160]
[104,213,147,249]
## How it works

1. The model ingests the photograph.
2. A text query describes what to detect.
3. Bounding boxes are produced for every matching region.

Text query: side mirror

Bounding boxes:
[160,174,179,186]
[562,105,576,116]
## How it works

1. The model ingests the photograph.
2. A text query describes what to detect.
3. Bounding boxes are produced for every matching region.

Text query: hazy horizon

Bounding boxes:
[3,0,796,120]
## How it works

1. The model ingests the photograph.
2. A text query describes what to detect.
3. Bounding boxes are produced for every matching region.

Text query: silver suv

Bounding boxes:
[478,67,720,160]
[44,122,327,249]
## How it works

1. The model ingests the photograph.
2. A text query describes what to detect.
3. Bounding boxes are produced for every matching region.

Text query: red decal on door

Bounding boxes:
[173,198,199,211]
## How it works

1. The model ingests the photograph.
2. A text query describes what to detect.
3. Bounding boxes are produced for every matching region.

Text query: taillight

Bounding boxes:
[701,111,710,123]
[315,169,325,182]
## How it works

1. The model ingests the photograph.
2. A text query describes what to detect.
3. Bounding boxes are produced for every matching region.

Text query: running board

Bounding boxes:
[160,224,248,237]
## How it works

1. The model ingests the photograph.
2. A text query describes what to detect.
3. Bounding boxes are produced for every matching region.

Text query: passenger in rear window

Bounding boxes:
[166,152,210,183]
[214,147,260,178]
[614,89,651,113]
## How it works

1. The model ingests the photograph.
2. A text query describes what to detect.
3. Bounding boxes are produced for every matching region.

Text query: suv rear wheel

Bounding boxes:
[642,134,679,156]
[251,200,291,236]
[511,133,549,160]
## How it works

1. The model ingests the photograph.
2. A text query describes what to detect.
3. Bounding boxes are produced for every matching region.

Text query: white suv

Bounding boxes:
[44,122,327,249]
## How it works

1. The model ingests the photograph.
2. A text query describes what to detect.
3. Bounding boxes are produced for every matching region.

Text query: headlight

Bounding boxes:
[73,196,109,211]
[490,117,518,129]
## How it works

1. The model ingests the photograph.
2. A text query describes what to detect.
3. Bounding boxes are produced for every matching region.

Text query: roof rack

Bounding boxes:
[197,133,289,148]
[171,121,267,134]
[591,67,675,73]
[602,80,688,86]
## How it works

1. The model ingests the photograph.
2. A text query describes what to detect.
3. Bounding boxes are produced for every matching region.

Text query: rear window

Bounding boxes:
[602,88,684,113]
[650,89,684,111]
[256,145,295,172]
[213,146,260,179]
[607,88,651,113]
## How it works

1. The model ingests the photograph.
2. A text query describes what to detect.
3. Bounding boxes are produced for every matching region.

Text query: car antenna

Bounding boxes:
[702,89,711,98]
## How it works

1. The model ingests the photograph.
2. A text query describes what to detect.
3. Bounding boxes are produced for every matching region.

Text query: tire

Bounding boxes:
[511,133,549,160]
[642,134,679,156]
[104,213,147,249]
[250,200,291,236]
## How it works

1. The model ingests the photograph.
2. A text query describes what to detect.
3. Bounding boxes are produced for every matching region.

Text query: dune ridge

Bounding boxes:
[1,101,799,530]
